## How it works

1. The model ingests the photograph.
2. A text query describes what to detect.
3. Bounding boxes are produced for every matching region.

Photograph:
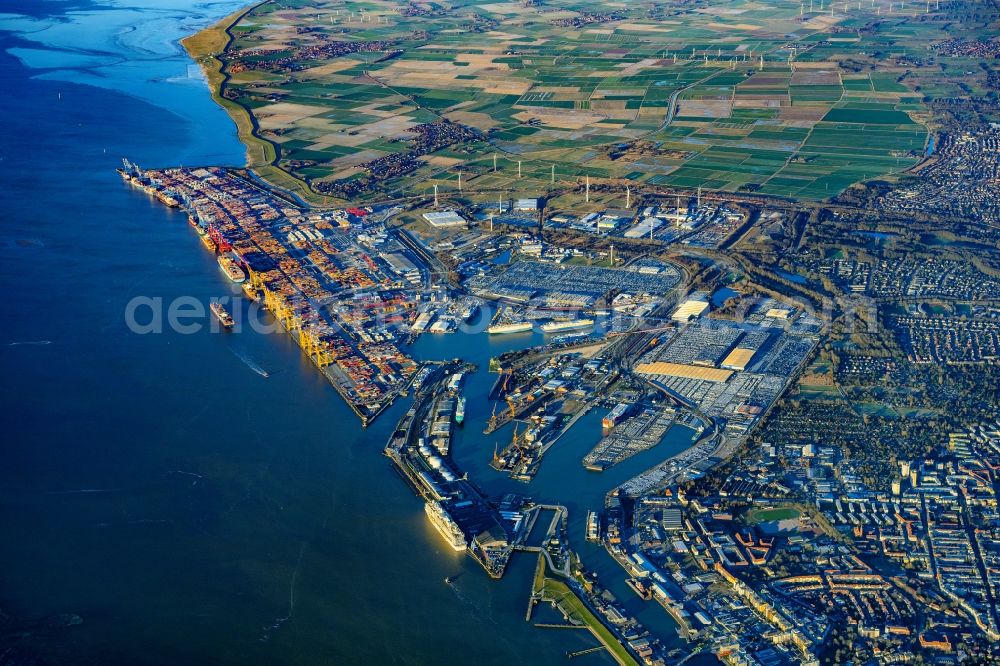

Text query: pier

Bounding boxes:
[384,360,517,580]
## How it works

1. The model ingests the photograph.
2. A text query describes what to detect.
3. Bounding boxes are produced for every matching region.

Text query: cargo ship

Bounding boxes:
[455,397,466,424]
[487,321,533,335]
[118,165,177,205]
[242,282,258,301]
[425,501,467,551]
[603,403,631,430]
[540,318,595,334]
[218,255,246,283]
[586,511,600,541]
[152,188,180,207]
[201,234,217,252]
[210,302,235,328]
[117,170,141,188]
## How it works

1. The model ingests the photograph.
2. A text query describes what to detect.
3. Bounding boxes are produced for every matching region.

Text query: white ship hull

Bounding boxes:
[425,501,467,551]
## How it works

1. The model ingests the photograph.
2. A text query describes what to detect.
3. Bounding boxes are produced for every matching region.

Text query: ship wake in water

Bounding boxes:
[229,346,269,378]
[445,578,499,627]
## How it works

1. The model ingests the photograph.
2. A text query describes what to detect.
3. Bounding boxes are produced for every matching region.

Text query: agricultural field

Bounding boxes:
[216,0,943,203]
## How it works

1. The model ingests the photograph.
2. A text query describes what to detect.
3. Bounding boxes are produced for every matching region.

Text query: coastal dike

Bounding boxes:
[181,2,342,208]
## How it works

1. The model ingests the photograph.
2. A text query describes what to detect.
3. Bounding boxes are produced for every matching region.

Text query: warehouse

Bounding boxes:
[423,210,467,228]
[634,362,733,382]
[721,348,757,371]
[672,300,710,322]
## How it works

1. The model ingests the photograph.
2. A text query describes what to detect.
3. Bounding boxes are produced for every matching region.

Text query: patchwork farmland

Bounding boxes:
[216,0,936,203]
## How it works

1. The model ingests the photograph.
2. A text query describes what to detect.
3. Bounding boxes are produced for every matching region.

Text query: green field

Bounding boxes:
[209,0,943,204]
[533,557,639,666]
[798,384,842,400]
[746,507,802,524]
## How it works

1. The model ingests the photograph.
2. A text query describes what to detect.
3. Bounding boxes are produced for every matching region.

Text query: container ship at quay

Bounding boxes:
[218,255,246,283]
[117,160,180,207]
[425,501,467,551]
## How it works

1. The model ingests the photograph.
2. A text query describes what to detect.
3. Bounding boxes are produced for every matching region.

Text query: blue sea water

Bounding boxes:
[0,2,696,663]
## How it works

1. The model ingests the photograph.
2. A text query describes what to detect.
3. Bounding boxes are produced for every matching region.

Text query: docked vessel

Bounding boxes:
[586,511,600,541]
[460,303,478,322]
[455,397,466,424]
[218,255,246,283]
[487,321,533,335]
[201,234,217,252]
[540,318,595,334]
[425,501,467,551]
[153,189,180,207]
[241,282,258,301]
[210,302,235,328]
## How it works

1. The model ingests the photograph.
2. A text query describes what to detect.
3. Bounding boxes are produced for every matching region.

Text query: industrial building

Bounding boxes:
[625,216,664,239]
[382,252,421,285]
[721,348,757,371]
[423,210,467,228]
[672,300,710,322]
[634,362,734,382]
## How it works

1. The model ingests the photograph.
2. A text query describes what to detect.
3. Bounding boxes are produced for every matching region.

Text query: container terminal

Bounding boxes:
[122,162,422,424]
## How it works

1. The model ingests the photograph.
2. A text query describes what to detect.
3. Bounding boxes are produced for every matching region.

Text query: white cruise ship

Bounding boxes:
[425,501,467,551]
[540,318,594,334]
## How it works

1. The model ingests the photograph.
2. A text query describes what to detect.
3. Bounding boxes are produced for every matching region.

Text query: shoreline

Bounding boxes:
[180,2,343,207]
[180,2,275,168]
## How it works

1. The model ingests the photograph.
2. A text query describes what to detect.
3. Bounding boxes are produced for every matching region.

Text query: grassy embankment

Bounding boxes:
[181,4,343,207]
[532,555,640,666]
